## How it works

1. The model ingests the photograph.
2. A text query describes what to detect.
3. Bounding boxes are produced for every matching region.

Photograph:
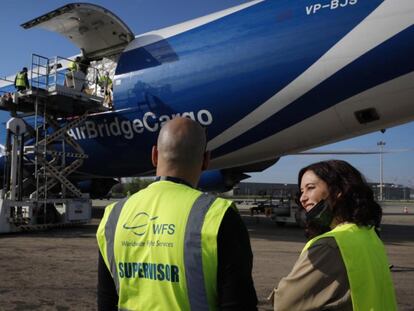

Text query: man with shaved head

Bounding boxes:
[154,117,208,187]
[97,117,257,311]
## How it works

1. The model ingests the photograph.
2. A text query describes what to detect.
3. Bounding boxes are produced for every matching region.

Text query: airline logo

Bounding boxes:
[67,109,213,140]
[123,212,175,237]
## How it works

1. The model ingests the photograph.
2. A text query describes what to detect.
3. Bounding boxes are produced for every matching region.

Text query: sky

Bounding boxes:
[1,0,413,187]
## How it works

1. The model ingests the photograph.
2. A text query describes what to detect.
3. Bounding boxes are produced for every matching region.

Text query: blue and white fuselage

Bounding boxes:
[1,0,414,183]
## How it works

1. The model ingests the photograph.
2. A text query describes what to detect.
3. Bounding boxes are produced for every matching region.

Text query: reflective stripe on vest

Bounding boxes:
[184,193,216,311]
[303,223,397,311]
[105,198,128,293]
[15,72,27,87]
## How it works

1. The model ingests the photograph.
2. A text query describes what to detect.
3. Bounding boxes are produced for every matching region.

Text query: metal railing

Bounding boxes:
[30,54,102,97]
[30,54,49,89]
[1,53,111,101]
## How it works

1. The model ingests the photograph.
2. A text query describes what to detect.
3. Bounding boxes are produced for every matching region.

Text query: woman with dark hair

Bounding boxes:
[270,160,397,311]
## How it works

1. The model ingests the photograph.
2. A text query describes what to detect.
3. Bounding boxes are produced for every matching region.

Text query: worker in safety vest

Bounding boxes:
[68,56,81,72]
[65,57,81,88]
[98,71,113,109]
[98,71,112,91]
[14,67,29,92]
[270,160,397,311]
[97,117,258,310]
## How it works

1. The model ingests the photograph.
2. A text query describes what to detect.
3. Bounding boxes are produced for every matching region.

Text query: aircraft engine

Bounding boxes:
[197,169,250,193]
[197,158,280,193]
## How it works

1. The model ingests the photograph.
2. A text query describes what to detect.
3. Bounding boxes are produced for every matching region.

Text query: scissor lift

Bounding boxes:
[0,54,107,233]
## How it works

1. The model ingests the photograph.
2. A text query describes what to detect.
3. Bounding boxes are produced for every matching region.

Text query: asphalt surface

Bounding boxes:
[0,201,413,310]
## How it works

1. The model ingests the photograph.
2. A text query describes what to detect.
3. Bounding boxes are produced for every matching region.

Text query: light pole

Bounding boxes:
[377,141,386,201]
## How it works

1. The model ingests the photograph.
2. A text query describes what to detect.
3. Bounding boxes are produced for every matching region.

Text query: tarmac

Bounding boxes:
[0,201,413,310]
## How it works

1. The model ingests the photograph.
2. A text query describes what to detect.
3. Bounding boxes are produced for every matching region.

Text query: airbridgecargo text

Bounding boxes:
[67,110,213,140]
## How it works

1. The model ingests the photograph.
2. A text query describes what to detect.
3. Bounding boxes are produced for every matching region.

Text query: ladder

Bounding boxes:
[31,111,90,200]
[0,53,105,231]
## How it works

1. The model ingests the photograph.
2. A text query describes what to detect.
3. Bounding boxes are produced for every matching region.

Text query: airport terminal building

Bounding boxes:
[233,182,297,198]
[233,182,413,201]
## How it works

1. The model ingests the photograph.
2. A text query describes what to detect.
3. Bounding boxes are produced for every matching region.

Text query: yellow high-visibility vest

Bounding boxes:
[99,75,112,87]
[303,223,397,311]
[97,180,233,310]
[68,61,78,72]
[15,72,28,88]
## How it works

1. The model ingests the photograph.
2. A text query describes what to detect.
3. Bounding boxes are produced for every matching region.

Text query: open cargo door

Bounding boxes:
[21,3,134,60]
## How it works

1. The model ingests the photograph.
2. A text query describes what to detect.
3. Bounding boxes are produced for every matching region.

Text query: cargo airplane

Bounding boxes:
[0,0,414,196]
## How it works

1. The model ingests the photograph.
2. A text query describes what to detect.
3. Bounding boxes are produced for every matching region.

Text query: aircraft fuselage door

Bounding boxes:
[21,3,135,60]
